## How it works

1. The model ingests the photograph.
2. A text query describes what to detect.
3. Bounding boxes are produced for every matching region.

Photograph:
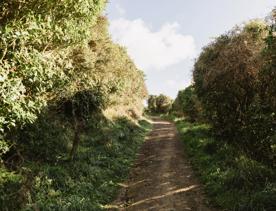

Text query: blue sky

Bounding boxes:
[105,0,275,98]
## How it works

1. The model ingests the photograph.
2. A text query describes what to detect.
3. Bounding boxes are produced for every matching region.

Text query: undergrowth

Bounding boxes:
[1,118,151,210]
[174,118,276,211]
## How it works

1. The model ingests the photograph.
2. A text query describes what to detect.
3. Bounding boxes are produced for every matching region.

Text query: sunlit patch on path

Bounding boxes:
[105,117,215,211]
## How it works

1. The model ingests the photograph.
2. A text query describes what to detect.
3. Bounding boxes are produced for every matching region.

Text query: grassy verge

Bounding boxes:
[1,118,152,211]
[173,118,276,211]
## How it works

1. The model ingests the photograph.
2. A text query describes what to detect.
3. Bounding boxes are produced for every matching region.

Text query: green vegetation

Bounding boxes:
[193,18,275,164]
[1,1,275,210]
[30,119,150,210]
[0,1,149,210]
[0,0,106,136]
[172,85,202,122]
[2,116,151,210]
[175,119,275,210]
[147,94,173,114]
[170,9,276,211]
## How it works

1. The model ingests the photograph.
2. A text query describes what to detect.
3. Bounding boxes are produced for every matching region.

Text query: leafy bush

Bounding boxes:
[193,20,266,137]
[147,94,173,114]
[172,85,203,122]
[175,119,276,211]
[22,118,151,211]
[0,1,149,210]
[0,168,23,211]
[0,0,106,161]
[193,18,275,164]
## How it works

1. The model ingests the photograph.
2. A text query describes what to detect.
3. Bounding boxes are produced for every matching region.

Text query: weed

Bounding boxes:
[175,119,276,211]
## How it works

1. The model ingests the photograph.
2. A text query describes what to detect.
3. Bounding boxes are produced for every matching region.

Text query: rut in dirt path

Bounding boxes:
[108,117,215,211]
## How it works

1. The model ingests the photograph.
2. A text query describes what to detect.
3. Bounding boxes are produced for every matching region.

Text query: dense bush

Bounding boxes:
[193,17,275,164]
[0,2,147,160]
[257,13,276,163]
[147,94,173,114]
[193,20,266,137]
[20,118,151,211]
[175,119,276,210]
[172,85,202,122]
[166,9,276,211]
[0,0,106,161]
[0,1,149,210]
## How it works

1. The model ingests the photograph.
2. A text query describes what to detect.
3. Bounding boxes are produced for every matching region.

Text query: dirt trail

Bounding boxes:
[108,117,214,211]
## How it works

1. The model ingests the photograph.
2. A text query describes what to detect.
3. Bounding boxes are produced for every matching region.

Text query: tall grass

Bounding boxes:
[175,119,276,211]
[2,117,151,210]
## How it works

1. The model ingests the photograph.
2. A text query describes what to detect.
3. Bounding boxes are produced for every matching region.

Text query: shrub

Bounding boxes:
[147,94,173,114]
[175,119,276,211]
[0,1,148,209]
[193,20,267,137]
[193,19,276,163]
[0,0,106,162]
[172,85,203,122]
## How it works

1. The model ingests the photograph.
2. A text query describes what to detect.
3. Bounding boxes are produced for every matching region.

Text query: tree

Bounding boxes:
[193,19,275,163]
[172,85,202,122]
[147,94,172,114]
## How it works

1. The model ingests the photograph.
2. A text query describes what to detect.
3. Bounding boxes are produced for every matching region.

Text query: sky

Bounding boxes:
[105,0,275,98]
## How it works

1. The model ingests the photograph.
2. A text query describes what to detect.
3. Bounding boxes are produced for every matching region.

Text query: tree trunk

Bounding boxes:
[69,102,80,160]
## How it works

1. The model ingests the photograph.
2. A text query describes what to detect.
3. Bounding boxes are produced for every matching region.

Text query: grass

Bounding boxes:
[174,118,276,211]
[1,117,152,211]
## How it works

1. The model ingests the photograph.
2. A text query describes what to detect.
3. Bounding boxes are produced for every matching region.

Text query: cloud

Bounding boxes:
[165,79,191,92]
[109,18,196,71]
[115,4,126,16]
[166,79,177,87]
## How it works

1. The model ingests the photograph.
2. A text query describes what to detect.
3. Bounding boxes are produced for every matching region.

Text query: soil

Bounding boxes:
[107,117,216,211]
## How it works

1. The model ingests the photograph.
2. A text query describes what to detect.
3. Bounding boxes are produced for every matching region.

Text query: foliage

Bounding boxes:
[0,0,106,162]
[193,20,266,136]
[65,16,148,121]
[2,117,151,210]
[175,119,276,211]
[0,1,149,210]
[0,168,23,211]
[171,12,276,210]
[193,18,275,164]
[147,94,173,114]
[172,85,203,122]
[257,12,276,163]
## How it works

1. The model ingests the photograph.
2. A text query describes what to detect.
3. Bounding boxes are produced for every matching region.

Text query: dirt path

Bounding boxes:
[108,117,214,211]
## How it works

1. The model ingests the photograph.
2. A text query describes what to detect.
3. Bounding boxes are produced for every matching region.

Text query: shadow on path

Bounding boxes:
[107,117,214,211]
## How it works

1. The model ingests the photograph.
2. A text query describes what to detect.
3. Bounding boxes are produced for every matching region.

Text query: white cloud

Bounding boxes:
[115,4,126,16]
[166,79,177,87]
[109,18,196,71]
[165,79,191,91]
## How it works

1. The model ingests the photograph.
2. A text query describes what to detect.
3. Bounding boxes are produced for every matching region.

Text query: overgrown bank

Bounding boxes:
[173,118,275,210]
[3,117,151,210]
[0,1,149,210]
[168,9,276,211]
